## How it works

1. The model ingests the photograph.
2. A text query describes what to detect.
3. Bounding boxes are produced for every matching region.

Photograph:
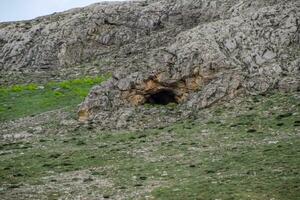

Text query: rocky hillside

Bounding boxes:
[1,0,299,129]
[0,0,239,84]
[0,92,299,199]
[0,0,300,199]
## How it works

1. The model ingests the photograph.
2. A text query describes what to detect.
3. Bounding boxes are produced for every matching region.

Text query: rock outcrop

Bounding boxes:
[0,0,240,84]
[1,0,299,129]
[78,0,300,129]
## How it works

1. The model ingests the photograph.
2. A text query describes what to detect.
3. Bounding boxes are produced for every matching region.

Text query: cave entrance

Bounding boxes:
[145,89,178,105]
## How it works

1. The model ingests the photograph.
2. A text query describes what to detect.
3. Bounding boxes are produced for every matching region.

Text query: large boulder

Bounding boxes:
[78,0,300,129]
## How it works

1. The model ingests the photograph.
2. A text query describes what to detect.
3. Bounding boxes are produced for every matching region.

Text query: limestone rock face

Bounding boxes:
[0,0,240,84]
[1,0,299,129]
[78,0,300,129]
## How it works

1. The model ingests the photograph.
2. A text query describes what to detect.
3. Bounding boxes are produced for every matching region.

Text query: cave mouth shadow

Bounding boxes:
[145,89,178,105]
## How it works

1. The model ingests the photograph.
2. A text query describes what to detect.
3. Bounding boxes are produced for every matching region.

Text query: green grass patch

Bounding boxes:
[0,75,110,121]
[0,92,299,199]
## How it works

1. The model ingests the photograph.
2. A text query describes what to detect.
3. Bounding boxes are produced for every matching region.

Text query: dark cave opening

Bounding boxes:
[145,89,178,105]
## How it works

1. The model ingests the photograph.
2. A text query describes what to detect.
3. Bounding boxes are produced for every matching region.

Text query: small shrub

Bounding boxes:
[54,91,63,96]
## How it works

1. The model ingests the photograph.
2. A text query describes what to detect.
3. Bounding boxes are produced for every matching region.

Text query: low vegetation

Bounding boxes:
[0,92,299,199]
[0,75,110,121]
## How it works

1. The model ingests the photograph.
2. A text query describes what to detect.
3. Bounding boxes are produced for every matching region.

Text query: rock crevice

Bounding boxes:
[77,0,299,129]
[0,0,299,129]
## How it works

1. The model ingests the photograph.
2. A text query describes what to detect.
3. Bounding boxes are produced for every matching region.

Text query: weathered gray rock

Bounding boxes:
[1,0,299,129]
[78,0,300,129]
[0,0,242,85]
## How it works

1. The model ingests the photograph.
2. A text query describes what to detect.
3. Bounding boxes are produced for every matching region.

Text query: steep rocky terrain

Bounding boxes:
[0,0,239,85]
[0,0,300,199]
[79,0,300,128]
[1,1,299,129]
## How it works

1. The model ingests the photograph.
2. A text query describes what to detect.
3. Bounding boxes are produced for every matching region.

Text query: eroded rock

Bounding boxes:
[77,0,299,129]
[0,0,299,130]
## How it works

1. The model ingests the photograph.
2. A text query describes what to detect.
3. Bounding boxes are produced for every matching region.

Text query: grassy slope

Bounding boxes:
[0,91,299,199]
[0,75,110,121]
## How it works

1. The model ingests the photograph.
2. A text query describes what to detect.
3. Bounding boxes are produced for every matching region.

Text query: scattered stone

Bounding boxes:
[161,171,168,177]
[60,119,77,126]
[268,141,279,144]
[32,126,43,134]
[3,131,33,140]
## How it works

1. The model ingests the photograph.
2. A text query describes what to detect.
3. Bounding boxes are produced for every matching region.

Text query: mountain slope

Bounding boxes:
[0,1,299,199]
[1,92,299,199]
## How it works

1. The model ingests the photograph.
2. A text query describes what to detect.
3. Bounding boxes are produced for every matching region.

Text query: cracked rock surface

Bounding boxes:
[78,0,300,129]
[1,0,299,129]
